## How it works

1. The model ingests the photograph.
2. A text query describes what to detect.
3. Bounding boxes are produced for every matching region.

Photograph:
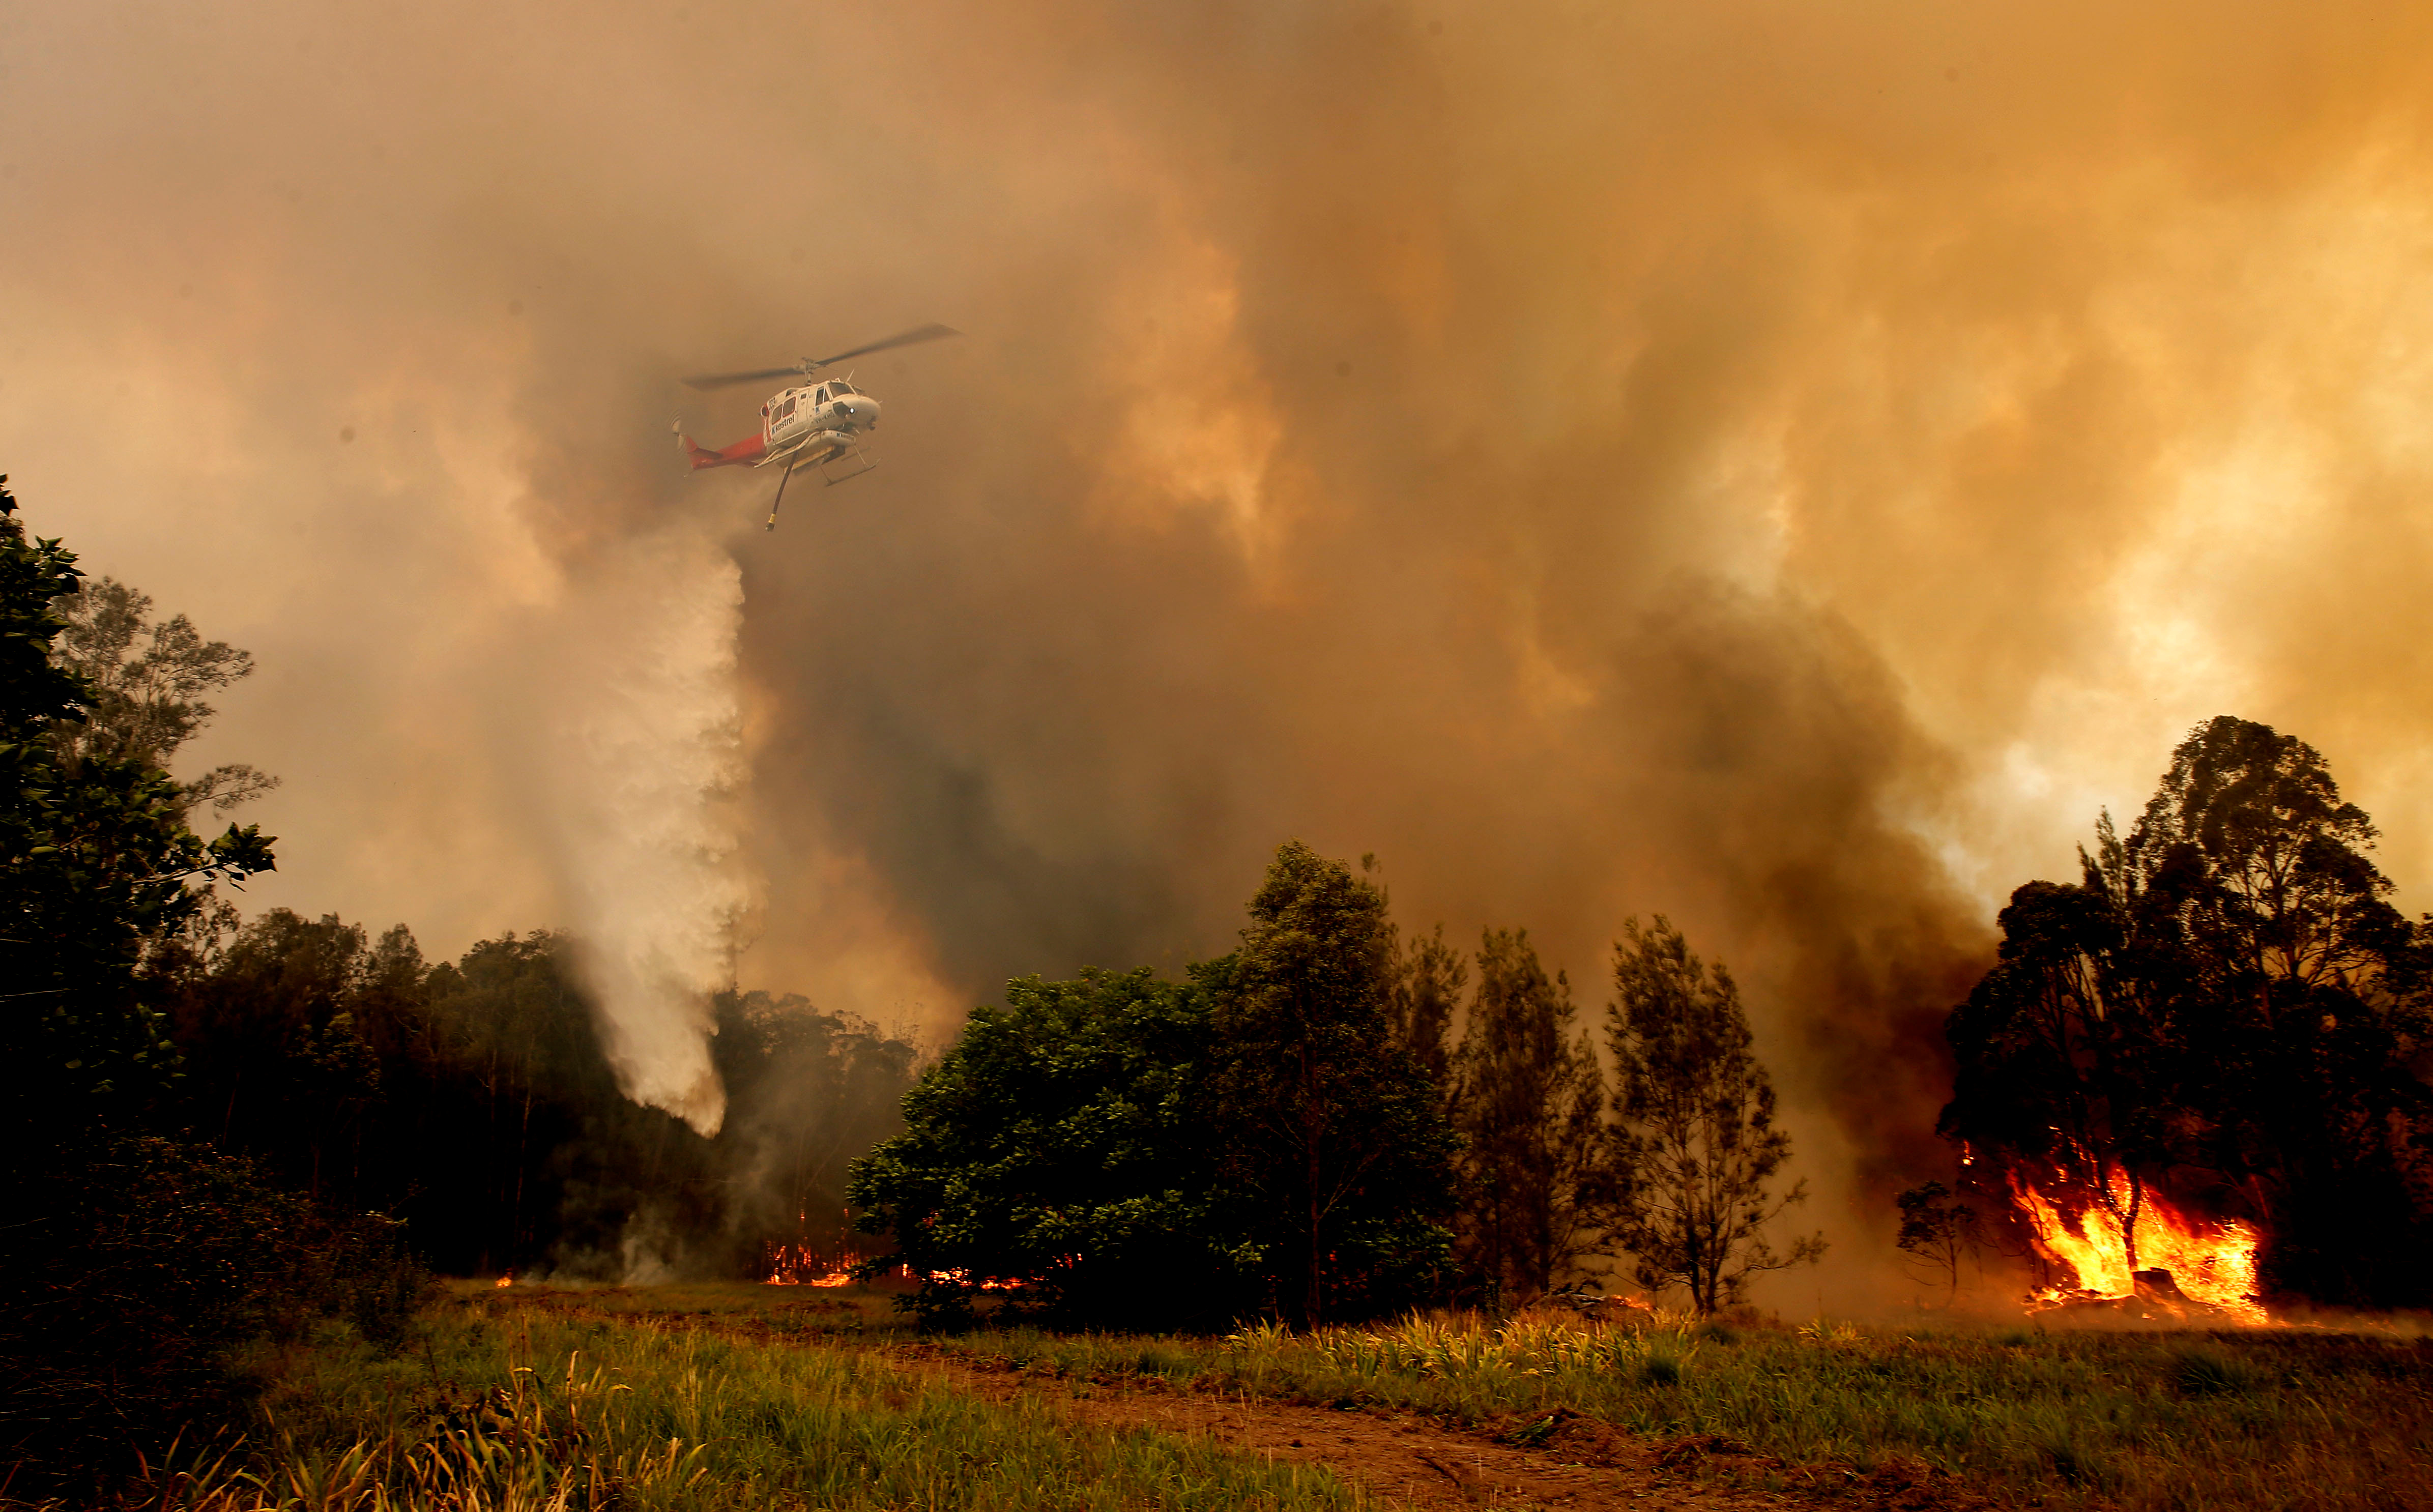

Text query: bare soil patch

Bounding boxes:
[888,1344,1993,1512]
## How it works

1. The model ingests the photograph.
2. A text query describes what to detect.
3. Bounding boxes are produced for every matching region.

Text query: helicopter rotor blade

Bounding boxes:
[802,323,960,370]
[680,325,958,391]
[679,364,810,392]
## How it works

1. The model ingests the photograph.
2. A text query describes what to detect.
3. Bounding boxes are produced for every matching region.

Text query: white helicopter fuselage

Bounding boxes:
[761,379,881,467]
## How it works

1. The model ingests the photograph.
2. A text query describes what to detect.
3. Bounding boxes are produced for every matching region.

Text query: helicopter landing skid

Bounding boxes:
[821,447,880,486]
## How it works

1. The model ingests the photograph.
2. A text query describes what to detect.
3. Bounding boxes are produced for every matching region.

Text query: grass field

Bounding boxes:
[59,1285,1372,1512]
[941,1308,2433,1512]
[40,1282,2433,1511]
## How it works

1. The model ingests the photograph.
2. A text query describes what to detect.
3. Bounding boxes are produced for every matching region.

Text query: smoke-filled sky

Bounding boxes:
[10,0,2433,1300]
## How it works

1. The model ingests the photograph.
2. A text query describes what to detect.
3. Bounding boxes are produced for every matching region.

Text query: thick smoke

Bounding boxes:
[9,0,2433,1304]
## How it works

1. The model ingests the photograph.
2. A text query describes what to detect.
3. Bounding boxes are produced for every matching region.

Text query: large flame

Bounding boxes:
[2008,1166,2266,1325]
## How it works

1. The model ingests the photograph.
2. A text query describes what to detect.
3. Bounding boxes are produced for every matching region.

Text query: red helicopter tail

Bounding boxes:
[673,423,768,470]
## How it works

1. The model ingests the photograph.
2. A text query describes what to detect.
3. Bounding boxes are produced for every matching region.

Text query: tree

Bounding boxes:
[1205,840,1459,1325]
[1936,874,2171,1276]
[0,480,417,1493]
[1605,917,1822,1313]
[1893,1181,1982,1305]
[47,575,277,816]
[848,968,1237,1326]
[0,478,273,1132]
[1452,928,1615,1305]
[1942,717,2433,1306]
[714,991,918,1271]
[1389,921,1464,1112]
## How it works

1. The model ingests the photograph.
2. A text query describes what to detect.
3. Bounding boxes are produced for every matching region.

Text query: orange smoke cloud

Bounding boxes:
[8,0,2433,1303]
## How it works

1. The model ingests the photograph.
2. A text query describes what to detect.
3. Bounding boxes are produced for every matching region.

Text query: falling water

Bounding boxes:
[536,516,751,1136]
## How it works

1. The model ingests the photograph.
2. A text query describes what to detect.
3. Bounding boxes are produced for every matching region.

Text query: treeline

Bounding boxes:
[847,842,1824,1328]
[0,477,917,1489]
[1937,716,2433,1309]
[158,915,920,1278]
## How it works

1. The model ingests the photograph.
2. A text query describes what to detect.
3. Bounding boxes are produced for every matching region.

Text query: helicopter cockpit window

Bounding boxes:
[831,383,856,396]
[775,397,796,420]
[812,385,829,403]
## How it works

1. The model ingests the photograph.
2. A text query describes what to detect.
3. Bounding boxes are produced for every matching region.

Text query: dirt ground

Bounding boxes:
[887,1344,1988,1512]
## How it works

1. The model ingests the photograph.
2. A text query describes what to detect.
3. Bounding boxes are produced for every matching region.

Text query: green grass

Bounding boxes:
[932,1309,2433,1512]
[45,1285,1374,1511]
[49,1284,2433,1511]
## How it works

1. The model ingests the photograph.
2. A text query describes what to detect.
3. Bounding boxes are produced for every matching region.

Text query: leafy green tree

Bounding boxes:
[0,480,421,1492]
[1205,841,1459,1325]
[1452,927,1614,1305]
[852,842,1459,1329]
[1606,917,1823,1313]
[0,478,273,1131]
[849,967,1236,1325]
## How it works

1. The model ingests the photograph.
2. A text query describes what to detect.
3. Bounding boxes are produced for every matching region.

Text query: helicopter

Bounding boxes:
[675,323,958,530]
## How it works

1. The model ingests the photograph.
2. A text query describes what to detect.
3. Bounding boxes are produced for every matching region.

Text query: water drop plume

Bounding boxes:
[536,517,752,1136]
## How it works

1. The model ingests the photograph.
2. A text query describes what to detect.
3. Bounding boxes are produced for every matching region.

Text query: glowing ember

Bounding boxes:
[494,1273,513,1288]
[926,1267,1025,1291]
[2008,1168,2266,1325]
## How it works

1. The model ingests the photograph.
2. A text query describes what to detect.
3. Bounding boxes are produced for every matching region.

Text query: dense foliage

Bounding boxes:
[1450,928,1611,1305]
[0,478,363,1488]
[0,479,920,1487]
[1941,716,2433,1306]
[852,845,1832,1326]
[847,967,1235,1325]
[853,843,1464,1326]
[160,913,921,1279]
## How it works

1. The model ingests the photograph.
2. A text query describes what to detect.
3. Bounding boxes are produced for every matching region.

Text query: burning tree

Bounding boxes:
[1941,716,2433,1313]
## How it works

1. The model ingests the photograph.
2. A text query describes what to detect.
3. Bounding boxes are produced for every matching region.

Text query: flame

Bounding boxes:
[2008,1167,2267,1325]
[925,1267,1026,1292]
[494,1273,513,1289]
[764,1242,859,1287]
[761,1238,1031,1291]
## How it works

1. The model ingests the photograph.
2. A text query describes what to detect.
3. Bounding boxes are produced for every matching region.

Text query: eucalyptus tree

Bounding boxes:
[1606,917,1822,1313]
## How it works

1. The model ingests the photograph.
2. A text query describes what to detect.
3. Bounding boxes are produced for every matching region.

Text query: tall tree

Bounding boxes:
[1936,871,2172,1276]
[716,990,918,1266]
[0,479,273,1132]
[1452,928,1614,1305]
[1205,840,1458,1326]
[0,482,400,1493]
[1944,717,2433,1305]
[1893,1181,1982,1305]
[1606,917,1822,1313]
[1389,921,1465,1112]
